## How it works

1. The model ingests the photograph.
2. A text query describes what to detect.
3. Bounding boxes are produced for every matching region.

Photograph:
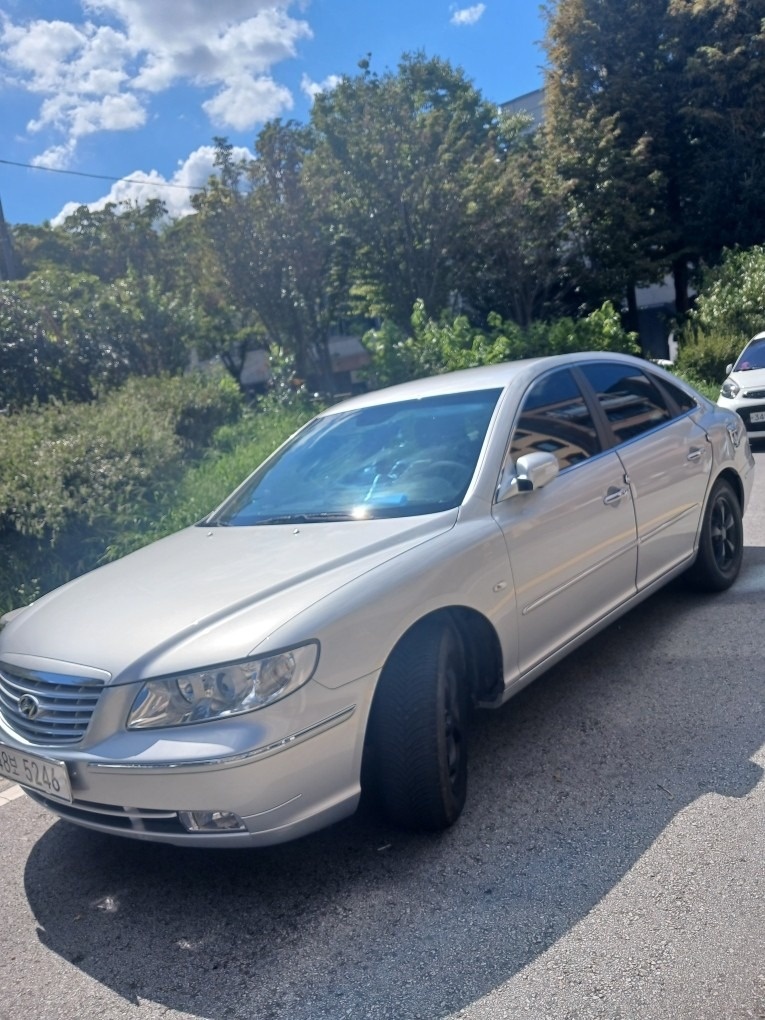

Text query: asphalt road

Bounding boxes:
[1,453,763,1020]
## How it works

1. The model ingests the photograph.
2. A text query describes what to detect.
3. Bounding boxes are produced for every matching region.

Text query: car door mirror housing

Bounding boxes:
[497,451,560,501]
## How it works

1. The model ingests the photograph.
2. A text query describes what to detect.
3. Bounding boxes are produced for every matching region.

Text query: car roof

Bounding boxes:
[323,351,659,414]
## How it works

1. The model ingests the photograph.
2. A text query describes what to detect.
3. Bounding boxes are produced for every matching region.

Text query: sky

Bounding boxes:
[0,0,546,227]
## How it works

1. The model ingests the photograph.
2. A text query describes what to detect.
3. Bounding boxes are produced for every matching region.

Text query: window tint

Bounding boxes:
[581,363,672,442]
[657,375,697,414]
[510,369,600,470]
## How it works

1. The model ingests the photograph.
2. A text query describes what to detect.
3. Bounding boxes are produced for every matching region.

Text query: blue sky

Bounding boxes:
[0,1,546,226]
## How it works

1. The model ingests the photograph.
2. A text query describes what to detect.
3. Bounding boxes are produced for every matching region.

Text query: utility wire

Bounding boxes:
[0,158,206,191]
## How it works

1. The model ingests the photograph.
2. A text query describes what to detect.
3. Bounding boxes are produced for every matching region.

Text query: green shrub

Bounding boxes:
[363,300,639,385]
[686,246,765,344]
[664,367,720,403]
[104,395,317,559]
[0,372,243,613]
[675,334,740,388]
[676,245,765,382]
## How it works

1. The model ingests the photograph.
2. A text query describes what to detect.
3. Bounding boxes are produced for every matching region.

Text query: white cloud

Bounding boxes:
[50,143,255,225]
[131,9,311,94]
[29,92,146,138]
[450,4,486,26]
[300,72,342,101]
[31,142,78,172]
[203,76,294,131]
[0,2,311,164]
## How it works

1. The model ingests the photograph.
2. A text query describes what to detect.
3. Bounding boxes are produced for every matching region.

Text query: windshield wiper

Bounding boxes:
[250,512,357,525]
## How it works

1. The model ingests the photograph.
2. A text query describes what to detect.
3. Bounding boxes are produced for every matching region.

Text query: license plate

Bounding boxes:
[0,741,72,803]
[750,411,765,423]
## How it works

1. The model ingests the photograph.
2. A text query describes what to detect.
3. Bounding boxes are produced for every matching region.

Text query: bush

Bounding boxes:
[0,372,243,613]
[363,300,639,385]
[686,245,765,343]
[104,394,317,559]
[676,245,765,382]
[675,334,740,388]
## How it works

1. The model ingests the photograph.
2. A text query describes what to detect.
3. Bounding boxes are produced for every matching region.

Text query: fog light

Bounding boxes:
[178,810,246,833]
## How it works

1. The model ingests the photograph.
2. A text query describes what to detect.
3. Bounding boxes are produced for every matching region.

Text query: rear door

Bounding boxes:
[578,362,711,589]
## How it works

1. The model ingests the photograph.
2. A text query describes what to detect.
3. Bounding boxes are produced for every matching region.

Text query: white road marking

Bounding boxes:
[0,784,24,806]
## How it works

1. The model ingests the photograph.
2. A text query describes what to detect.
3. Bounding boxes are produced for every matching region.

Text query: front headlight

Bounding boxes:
[127,642,319,729]
[721,378,740,399]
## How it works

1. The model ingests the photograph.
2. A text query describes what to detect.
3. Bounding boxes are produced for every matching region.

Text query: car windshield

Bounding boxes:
[734,340,765,371]
[206,389,502,525]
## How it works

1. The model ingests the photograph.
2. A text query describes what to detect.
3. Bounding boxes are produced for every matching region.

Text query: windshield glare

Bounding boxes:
[208,389,502,525]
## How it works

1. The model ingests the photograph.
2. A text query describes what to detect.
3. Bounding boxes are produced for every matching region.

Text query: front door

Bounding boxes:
[492,367,638,677]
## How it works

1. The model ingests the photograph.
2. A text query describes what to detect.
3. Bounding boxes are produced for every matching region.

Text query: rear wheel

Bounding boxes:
[369,619,469,831]
[689,478,743,592]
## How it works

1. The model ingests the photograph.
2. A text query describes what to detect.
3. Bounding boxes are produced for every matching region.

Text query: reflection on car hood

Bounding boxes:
[0,515,456,682]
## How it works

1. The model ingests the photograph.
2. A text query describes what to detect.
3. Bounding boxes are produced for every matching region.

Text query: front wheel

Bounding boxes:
[369,619,469,831]
[689,478,743,592]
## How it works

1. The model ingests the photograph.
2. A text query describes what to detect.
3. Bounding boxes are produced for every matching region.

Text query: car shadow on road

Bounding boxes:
[23,552,765,1020]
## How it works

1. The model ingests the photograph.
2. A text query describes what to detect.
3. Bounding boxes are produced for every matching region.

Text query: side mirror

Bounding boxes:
[496,451,560,502]
[726,364,733,375]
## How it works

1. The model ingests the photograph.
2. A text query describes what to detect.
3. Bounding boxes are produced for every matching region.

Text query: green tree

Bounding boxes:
[543,0,765,316]
[195,128,341,389]
[463,121,575,327]
[309,53,499,328]
[0,285,68,409]
[54,199,168,282]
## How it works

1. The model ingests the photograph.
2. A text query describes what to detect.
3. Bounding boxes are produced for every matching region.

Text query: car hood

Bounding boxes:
[730,366,765,392]
[0,514,456,683]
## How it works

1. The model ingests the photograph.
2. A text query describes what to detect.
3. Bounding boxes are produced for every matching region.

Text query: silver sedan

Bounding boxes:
[0,353,755,846]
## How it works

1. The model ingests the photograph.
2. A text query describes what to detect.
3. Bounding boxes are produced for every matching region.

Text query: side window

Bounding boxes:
[510,368,601,471]
[656,375,698,414]
[580,363,672,443]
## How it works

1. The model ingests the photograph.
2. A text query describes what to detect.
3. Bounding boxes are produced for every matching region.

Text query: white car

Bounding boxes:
[0,353,755,847]
[718,331,765,438]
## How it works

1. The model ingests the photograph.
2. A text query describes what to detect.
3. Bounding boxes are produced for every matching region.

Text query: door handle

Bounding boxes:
[603,487,630,505]
[687,448,703,462]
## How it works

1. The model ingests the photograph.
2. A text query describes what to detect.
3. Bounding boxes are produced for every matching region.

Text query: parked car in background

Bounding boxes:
[0,353,755,847]
[718,332,765,438]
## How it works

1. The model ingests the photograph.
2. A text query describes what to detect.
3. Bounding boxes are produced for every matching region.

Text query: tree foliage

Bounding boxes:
[5,36,765,409]
[310,52,499,328]
[0,373,243,612]
[463,123,575,326]
[193,127,341,388]
[364,299,638,386]
[544,0,765,313]
[676,245,765,380]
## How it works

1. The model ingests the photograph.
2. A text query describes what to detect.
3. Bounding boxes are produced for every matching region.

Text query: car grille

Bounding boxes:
[0,666,104,745]
[742,388,765,400]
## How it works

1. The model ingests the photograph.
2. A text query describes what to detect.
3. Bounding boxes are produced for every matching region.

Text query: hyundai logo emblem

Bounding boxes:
[18,694,40,720]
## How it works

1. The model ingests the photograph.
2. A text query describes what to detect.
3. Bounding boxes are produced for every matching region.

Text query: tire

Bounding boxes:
[689,478,743,592]
[369,619,469,832]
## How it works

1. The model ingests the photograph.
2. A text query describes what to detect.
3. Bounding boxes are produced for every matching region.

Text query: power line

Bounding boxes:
[0,158,206,192]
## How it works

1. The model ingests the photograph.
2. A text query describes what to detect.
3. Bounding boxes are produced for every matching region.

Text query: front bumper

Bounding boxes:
[717,396,765,438]
[2,672,377,847]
